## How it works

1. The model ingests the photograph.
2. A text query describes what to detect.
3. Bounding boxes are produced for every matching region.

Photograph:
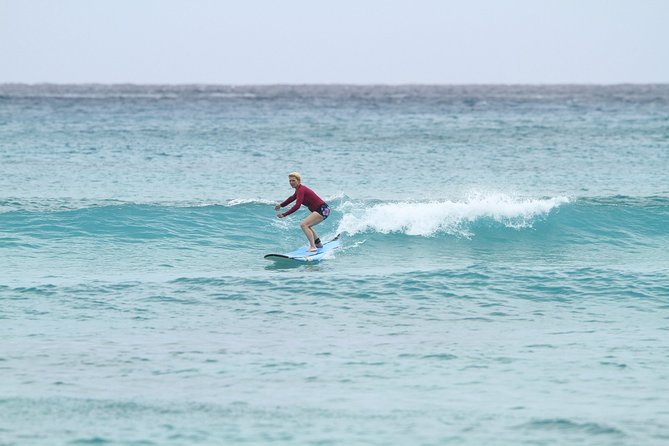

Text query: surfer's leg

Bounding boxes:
[311,204,329,248]
[310,228,323,248]
[301,212,324,251]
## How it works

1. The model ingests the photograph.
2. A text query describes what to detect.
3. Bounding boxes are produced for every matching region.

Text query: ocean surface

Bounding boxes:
[1,84,668,445]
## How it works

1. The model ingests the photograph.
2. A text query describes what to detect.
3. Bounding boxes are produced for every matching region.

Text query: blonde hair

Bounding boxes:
[288,171,301,181]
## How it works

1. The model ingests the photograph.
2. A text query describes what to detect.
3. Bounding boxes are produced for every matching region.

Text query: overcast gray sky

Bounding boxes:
[1,0,668,84]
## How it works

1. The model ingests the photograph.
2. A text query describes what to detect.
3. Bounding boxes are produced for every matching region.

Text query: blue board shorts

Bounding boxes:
[317,204,330,219]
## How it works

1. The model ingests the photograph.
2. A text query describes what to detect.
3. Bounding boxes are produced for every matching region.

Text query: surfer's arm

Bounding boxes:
[276,193,296,217]
[279,193,296,208]
[279,190,303,217]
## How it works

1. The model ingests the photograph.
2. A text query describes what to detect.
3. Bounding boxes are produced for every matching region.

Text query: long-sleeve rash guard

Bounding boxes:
[280,184,326,217]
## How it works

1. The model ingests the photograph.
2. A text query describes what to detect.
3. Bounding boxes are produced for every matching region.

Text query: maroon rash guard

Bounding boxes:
[280,184,326,217]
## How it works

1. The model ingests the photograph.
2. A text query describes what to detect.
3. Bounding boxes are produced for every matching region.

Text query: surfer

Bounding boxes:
[275,172,330,252]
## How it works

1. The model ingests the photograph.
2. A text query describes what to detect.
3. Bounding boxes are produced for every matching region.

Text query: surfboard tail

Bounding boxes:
[264,254,290,259]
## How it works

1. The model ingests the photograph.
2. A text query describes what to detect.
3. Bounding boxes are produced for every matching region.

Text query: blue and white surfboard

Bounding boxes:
[264,235,341,263]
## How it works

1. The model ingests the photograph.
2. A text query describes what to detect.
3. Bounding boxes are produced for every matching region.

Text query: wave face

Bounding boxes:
[1,194,667,280]
[2,85,669,446]
[1,194,666,243]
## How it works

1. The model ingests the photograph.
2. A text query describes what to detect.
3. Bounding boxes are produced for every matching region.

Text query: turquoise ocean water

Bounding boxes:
[1,84,668,445]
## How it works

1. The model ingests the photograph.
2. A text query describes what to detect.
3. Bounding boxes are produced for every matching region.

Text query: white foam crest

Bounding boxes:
[324,191,347,203]
[336,193,569,237]
[225,198,275,206]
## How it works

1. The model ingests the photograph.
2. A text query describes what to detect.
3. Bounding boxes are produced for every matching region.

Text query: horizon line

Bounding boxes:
[2,82,668,87]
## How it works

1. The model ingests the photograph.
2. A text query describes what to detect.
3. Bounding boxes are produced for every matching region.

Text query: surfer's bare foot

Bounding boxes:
[316,243,323,248]
[308,246,318,252]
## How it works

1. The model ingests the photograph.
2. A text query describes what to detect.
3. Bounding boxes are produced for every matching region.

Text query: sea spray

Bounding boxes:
[336,193,569,237]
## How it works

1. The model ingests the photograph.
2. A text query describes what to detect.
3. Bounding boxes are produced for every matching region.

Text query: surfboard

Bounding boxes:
[264,235,341,263]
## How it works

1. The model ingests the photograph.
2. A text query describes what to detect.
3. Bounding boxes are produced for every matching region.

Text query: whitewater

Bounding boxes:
[1,84,668,445]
